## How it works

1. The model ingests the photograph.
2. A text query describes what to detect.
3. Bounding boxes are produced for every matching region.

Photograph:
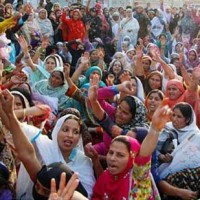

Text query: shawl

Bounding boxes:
[29,54,63,85]
[150,14,165,38]
[119,96,149,130]
[92,136,153,200]
[32,78,69,110]
[79,66,106,88]
[165,79,185,108]
[184,49,200,70]
[50,114,96,198]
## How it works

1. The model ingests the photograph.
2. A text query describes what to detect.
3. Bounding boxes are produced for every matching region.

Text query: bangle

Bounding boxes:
[111,85,119,94]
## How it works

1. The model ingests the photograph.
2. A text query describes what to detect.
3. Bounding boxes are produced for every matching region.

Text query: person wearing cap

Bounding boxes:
[0,89,96,199]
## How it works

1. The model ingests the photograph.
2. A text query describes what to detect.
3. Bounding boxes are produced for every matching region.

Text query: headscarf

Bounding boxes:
[165,79,185,108]
[92,136,141,199]
[184,49,200,70]
[50,114,96,198]
[119,96,149,129]
[80,66,106,88]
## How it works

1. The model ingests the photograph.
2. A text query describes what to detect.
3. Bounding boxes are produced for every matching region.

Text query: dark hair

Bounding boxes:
[121,96,136,119]
[51,71,64,84]
[173,102,192,125]
[112,136,130,151]
[146,89,164,101]
[33,162,88,200]
[11,87,34,107]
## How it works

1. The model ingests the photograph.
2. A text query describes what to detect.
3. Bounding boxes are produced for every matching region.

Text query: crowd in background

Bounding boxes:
[0,0,200,199]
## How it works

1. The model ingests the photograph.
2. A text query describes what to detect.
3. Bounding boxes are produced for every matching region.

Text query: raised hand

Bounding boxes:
[151,101,172,132]
[17,35,29,53]
[84,143,99,161]
[63,63,71,79]
[48,172,80,200]
[135,45,143,59]
[117,81,135,95]
[192,66,200,79]
[119,71,131,83]
[88,74,99,102]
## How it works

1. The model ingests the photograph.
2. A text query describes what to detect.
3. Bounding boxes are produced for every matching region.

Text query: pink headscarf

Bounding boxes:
[92,136,141,200]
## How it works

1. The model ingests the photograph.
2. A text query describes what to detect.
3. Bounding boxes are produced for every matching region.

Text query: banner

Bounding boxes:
[159,134,200,179]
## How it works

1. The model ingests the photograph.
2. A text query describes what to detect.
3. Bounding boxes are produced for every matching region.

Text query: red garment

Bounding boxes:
[92,137,150,200]
[61,10,86,42]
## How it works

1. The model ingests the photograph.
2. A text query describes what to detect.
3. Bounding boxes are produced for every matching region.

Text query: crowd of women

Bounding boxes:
[0,0,200,199]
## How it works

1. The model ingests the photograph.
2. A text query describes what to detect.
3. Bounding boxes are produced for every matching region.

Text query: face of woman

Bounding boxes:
[167,84,182,100]
[126,9,132,18]
[57,119,80,153]
[90,51,98,61]
[73,12,79,20]
[39,10,47,19]
[146,92,162,113]
[112,61,122,75]
[89,70,100,79]
[45,57,56,72]
[115,101,133,126]
[49,71,64,88]
[171,108,188,129]
[107,141,129,175]
[148,74,161,90]
[127,51,135,59]
[188,51,196,61]
[130,78,137,96]
[13,96,24,110]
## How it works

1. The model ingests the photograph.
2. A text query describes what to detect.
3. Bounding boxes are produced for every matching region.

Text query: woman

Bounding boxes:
[145,89,164,122]
[184,49,200,70]
[88,75,171,199]
[0,89,96,199]
[92,78,148,155]
[32,67,69,112]
[156,102,200,199]
[144,71,163,96]
[61,9,86,44]
[156,102,200,164]
[119,8,139,46]
[36,9,54,44]
[108,60,123,84]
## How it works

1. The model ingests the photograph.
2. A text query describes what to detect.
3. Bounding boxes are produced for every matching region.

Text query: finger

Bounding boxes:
[58,172,66,195]
[62,175,79,198]
[50,178,57,194]
[65,173,79,192]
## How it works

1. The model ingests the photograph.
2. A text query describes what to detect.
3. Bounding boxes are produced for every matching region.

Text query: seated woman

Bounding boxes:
[32,66,70,112]
[88,74,171,199]
[0,89,96,199]
[156,102,200,164]
[145,89,164,122]
[155,102,200,199]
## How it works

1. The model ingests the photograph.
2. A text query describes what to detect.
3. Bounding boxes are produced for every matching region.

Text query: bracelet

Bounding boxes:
[111,85,119,94]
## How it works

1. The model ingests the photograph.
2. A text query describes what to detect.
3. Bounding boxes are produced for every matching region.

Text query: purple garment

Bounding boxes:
[0,189,12,200]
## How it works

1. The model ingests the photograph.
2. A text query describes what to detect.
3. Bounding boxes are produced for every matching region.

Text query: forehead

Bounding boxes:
[110,140,129,152]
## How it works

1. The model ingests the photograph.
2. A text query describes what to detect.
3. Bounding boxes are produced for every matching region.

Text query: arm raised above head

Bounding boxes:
[0,90,41,182]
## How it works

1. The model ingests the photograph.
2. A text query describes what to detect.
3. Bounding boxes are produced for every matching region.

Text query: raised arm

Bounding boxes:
[17,35,37,71]
[0,90,41,181]
[139,102,171,157]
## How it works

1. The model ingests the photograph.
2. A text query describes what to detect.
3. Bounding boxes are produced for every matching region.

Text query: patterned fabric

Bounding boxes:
[165,167,200,199]
[130,161,160,200]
